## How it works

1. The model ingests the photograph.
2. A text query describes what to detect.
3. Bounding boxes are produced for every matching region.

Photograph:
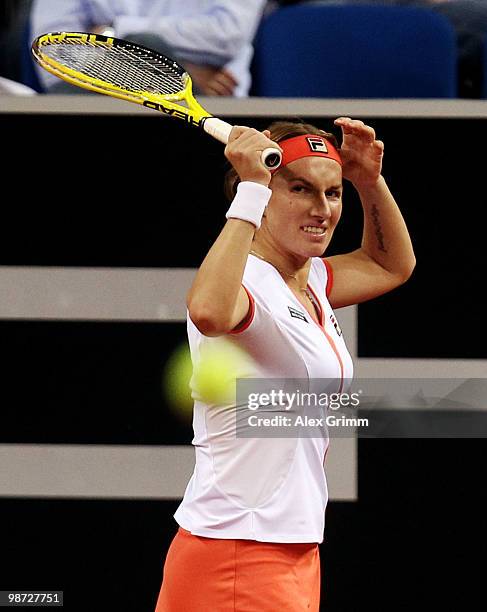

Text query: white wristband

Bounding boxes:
[225,181,272,229]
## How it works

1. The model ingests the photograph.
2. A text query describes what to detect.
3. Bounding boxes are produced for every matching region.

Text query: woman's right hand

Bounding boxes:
[224,127,279,187]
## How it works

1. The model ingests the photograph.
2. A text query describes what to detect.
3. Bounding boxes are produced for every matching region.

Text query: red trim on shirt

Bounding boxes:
[321,258,334,298]
[307,283,344,394]
[228,284,255,335]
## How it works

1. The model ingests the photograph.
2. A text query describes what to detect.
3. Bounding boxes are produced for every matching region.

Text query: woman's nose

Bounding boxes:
[315,193,332,217]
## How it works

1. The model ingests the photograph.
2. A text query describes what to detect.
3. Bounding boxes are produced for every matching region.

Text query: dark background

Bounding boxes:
[1,111,486,610]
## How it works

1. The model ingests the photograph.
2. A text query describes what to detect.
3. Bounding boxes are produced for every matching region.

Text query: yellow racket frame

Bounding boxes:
[32,31,212,127]
[32,31,283,167]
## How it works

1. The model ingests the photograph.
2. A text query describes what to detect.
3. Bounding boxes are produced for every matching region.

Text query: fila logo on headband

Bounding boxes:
[273,134,342,172]
[307,137,329,154]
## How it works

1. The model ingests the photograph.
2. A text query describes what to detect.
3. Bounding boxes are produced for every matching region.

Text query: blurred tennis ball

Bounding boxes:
[193,341,249,406]
[163,340,251,417]
[162,342,194,418]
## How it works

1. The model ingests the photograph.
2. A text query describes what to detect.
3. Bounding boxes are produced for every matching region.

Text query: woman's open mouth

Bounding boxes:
[301,225,327,237]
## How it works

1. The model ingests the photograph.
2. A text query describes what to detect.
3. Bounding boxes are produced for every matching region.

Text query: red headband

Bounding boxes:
[272,134,342,173]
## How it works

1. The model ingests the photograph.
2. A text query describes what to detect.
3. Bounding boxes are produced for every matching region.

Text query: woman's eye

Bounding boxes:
[326,190,341,199]
[292,185,306,193]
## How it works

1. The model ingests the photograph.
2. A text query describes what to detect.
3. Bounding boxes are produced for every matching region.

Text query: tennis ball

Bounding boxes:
[193,340,249,405]
[162,342,194,418]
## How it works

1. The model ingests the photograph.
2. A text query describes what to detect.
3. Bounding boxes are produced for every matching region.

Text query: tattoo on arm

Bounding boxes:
[371,204,388,253]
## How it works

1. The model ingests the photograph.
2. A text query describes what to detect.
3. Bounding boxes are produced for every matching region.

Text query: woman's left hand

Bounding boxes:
[334,117,384,189]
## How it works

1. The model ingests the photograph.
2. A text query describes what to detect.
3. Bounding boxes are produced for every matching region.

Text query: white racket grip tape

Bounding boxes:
[225,181,272,229]
[202,117,282,170]
[202,117,233,144]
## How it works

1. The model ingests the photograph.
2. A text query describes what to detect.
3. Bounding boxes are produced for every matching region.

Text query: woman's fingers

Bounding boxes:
[228,127,277,152]
[225,127,279,182]
[335,117,376,143]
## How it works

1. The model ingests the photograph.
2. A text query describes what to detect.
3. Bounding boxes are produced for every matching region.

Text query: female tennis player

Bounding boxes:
[155,117,415,611]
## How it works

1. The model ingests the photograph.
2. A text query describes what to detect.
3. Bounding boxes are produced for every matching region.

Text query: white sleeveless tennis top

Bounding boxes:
[174,254,354,543]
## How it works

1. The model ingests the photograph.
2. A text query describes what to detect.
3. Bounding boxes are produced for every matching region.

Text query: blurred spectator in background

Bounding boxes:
[0,76,37,95]
[425,0,487,97]
[275,0,487,98]
[0,0,37,92]
[30,0,268,96]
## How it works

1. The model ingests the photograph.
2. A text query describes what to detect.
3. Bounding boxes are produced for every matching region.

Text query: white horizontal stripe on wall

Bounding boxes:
[0,442,357,501]
[0,445,195,499]
[2,96,487,118]
[0,266,195,321]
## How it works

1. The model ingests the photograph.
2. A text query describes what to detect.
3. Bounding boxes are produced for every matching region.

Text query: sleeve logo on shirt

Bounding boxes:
[307,136,328,153]
[288,306,309,323]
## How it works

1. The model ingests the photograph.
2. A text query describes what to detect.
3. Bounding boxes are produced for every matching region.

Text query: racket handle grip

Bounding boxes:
[261,147,282,171]
[202,117,233,143]
[202,117,282,170]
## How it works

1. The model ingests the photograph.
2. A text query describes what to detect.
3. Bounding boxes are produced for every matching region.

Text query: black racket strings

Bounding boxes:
[41,36,187,97]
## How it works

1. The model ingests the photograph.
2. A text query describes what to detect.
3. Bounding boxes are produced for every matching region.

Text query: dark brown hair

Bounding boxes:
[223,119,340,201]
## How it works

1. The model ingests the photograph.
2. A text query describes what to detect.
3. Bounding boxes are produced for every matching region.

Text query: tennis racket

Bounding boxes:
[31,31,282,169]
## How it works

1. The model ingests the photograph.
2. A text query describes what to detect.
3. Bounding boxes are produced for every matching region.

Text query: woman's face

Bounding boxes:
[263,156,343,259]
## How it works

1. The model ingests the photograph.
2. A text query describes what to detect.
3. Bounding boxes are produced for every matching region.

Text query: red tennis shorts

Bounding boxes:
[155,527,320,611]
